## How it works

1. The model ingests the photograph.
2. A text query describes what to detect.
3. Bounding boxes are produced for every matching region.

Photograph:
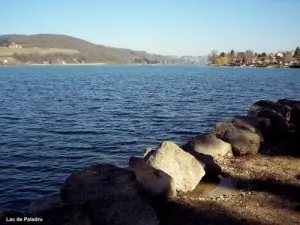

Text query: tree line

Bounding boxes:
[0,38,12,47]
[208,47,300,66]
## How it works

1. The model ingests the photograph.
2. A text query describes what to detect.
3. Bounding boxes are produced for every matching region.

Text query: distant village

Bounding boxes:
[1,38,300,68]
[0,40,23,49]
[208,47,300,68]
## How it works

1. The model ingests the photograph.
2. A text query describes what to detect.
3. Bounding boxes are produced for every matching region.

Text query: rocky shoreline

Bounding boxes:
[1,99,300,225]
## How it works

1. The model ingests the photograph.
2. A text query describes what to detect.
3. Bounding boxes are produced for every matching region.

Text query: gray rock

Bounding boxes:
[25,194,62,214]
[212,122,261,156]
[146,141,205,192]
[144,148,155,161]
[187,152,222,177]
[232,116,271,142]
[129,156,176,199]
[183,133,233,160]
[248,100,290,121]
[277,99,300,110]
[278,99,300,127]
[257,109,289,137]
[60,164,159,225]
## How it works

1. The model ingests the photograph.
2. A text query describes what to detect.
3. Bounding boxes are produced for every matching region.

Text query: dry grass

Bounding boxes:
[0,47,79,56]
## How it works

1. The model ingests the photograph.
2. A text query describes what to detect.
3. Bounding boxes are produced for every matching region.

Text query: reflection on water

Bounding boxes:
[186,176,237,198]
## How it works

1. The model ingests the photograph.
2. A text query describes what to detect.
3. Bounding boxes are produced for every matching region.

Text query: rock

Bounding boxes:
[257,109,289,138]
[25,194,62,214]
[146,141,205,192]
[144,148,155,161]
[248,100,290,121]
[129,156,176,199]
[180,147,222,178]
[212,122,261,156]
[60,164,159,225]
[182,133,233,160]
[278,99,300,127]
[144,148,153,157]
[232,116,271,142]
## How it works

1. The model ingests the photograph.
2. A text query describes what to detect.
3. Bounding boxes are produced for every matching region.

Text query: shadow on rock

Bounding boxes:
[259,130,300,158]
[180,144,223,178]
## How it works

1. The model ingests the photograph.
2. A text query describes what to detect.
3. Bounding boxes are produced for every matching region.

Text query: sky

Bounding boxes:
[1,0,299,56]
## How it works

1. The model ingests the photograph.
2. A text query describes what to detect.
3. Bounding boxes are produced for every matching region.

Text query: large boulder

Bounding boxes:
[212,122,261,156]
[25,194,62,214]
[129,156,176,199]
[182,133,233,160]
[248,100,290,121]
[146,141,205,193]
[232,116,272,142]
[278,99,300,127]
[257,109,289,138]
[185,152,222,178]
[60,164,159,225]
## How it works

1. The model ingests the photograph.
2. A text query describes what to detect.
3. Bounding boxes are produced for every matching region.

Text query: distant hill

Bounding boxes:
[0,34,173,64]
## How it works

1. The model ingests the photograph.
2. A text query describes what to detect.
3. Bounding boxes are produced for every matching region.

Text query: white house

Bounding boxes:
[291,50,295,57]
[276,52,284,58]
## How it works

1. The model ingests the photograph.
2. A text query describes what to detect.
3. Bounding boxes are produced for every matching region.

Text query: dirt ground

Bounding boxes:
[155,149,300,225]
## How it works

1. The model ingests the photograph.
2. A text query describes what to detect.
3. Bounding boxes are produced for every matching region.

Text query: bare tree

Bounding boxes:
[228,50,235,63]
[245,50,254,63]
[283,52,293,64]
[208,49,218,64]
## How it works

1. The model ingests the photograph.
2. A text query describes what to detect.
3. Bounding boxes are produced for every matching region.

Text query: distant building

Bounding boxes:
[275,52,284,64]
[291,50,295,57]
[8,42,22,48]
[276,52,284,58]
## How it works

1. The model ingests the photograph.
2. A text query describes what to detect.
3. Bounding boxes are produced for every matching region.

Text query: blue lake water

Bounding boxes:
[0,65,300,211]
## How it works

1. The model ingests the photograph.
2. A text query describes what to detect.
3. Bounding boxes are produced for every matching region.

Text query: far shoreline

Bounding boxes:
[0,63,299,68]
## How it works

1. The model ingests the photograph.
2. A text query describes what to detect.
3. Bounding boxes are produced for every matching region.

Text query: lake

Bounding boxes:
[0,65,300,211]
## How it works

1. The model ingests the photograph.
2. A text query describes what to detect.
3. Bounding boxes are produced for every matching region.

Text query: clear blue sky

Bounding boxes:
[1,0,299,56]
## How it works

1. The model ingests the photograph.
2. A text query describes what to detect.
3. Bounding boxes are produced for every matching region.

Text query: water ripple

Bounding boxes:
[1,65,300,211]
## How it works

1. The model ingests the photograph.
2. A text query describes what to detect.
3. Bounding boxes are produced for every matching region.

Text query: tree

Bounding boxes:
[242,55,247,64]
[283,53,293,64]
[228,50,235,63]
[245,50,254,63]
[230,50,235,57]
[236,52,245,61]
[0,38,12,47]
[268,54,274,61]
[220,52,226,57]
[295,47,300,59]
[216,56,228,65]
[208,49,218,64]
[259,52,267,61]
